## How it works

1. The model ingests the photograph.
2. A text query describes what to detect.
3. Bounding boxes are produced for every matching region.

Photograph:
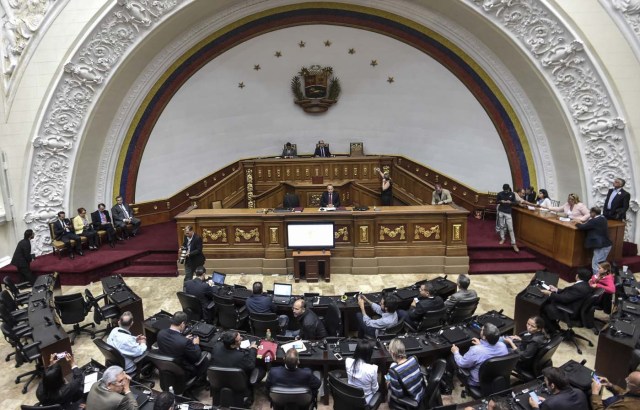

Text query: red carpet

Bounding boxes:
[1,221,178,286]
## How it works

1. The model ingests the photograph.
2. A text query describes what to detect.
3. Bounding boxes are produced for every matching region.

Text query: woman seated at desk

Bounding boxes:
[590,261,616,313]
[345,339,379,405]
[542,193,590,222]
[502,316,548,372]
[387,338,426,409]
[535,189,552,208]
[36,353,84,408]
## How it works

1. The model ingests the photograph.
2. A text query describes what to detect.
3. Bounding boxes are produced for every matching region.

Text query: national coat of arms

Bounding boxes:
[291,65,341,113]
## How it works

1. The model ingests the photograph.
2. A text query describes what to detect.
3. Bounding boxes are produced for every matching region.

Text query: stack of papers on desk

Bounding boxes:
[83,372,98,393]
[281,340,307,353]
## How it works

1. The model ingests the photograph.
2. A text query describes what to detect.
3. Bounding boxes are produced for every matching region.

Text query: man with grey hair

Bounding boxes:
[107,311,147,374]
[444,274,478,313]
[450,323,508,387]
[603,177,630,221]
[86,365,138,409]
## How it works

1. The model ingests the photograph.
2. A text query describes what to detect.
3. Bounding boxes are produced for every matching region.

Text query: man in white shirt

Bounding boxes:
[107,311,147,375]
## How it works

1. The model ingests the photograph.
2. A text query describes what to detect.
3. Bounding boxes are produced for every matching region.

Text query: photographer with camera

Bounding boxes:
[180,225,205,283]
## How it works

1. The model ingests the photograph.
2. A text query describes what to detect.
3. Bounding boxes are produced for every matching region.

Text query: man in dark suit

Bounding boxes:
[11,229,36,284]
[266,348,322,399]
[91,203,117,247]
[184,267,215,321]
[156,312,210,379]
[52,211,83,259]
[313,140,331,157]
[529,367,588,409]
[111,196,141,238]
[320,184,340,207]
[211,331,263,381]
[540,269,593,334]
[576,207,612,274]
[245,281,276,315]
[181,225,205,282]
[603,178,630,221]
[397,282,445,328]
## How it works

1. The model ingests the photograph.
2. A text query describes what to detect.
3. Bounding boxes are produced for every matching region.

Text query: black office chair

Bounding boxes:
[0,303,29,330]
[208,366,256,408]
[447,298,479,325]
[84,289,120,338]
[328,370,382,410]
[381,318,406,336]
[249,314,280,338]
[404,307,447,333]
[216,299,248,330]
[93,339,154,386]
[269,386,315,410]
[0,289,29,322]
[513,334,563,381]
[2,323,43,393]
[53,293,94,344]
[556,288,602,354]
[146,351,201,397]
[3,276,31,306]
[177,291,204,322]
[321,298,343,337]
[459,352,520,399]
[21,405,62,410]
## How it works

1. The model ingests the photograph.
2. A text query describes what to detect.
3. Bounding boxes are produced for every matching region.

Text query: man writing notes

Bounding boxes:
[92,203,117,247]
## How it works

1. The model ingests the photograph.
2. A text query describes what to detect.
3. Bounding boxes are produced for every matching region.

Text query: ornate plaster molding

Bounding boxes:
[25,0,183,254]
[467,0,636,239]
[602,0,640,63]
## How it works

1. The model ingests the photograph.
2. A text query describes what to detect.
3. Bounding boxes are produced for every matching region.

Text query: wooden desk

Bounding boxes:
[512,207,624,267]
[175,206,469,275]
[293,250,330,282]
[101,276,145,335]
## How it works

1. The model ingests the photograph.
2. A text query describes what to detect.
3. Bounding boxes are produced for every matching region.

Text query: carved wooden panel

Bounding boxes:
[334,225,350,242]
[379,225,406,241]
[234,226,261,243]
[202,227,228,243]
[413,224,441,241]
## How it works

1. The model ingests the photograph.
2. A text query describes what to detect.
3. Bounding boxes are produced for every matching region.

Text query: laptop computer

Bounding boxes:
[611,320,636,337]
[273,283,293,305]
[212,271,226,286]
[533,270,559,287]
[476,314,506,328]
[442,327,470,344]
[622,301,640,316]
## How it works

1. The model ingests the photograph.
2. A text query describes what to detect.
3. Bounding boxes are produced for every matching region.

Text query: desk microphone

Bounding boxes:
[44,316,53,327]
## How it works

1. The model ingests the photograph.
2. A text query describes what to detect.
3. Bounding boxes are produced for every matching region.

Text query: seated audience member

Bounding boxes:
[432,183,453,205]
[576,207,612,275]
[530,367,588,409]
[345,339,379,404]
[184,266,215,321]
[314,139,331,157]
[245,281,276,315]
[91,203,117,246]
[111,195,142,238]
[86,365,138,410]
[320,184,340,207]
[212,330,263,381]
[266,348,322,398]
[540,268,593,334]
[356,293,399,338]
[591,370,640,410]
[444,274,478,313]
[36,353,84,408]
[72,207,99,250]
[388,338,426,408]
[153,391,175,410]
[450,323,508,387]
[53,210,83,259]
[536,189,552,208]
[525,186,537,203]
[516,188,528,204]
[397,282,444,328]
[157,311,209,379]
[107,311,148,374]
[282,142,297,158]
[544,193,590,222]
[603,177,630,221]
[281,299,328,340]
[590,261,615,294]
[502,316,548,373]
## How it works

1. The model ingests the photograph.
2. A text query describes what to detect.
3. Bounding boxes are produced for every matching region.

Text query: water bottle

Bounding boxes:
[266,328,272,341]
[169,386,174,395]
[265,353,271,364]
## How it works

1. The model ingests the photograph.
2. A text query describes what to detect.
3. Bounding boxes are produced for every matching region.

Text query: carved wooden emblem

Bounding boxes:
[453,224,462,241]
[359,226,369,243]
[202,228,227,243]
[235,227,260,242]
[414,225,441,240]
[379,225,406,241]
[291,65,341,113]
[334,226,349,241]
[269,227,279,244]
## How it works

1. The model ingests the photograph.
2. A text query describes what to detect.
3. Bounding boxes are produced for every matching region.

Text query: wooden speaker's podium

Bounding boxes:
[293,250,331,283]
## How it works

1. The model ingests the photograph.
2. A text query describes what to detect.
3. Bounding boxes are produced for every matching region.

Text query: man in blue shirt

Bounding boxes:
[451,323,508,386]
[107,311,147,375]
[245,281,276,315]
[356,293,399,338]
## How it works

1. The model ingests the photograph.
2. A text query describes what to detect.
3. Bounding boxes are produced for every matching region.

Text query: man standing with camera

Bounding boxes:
[180,225,205,283]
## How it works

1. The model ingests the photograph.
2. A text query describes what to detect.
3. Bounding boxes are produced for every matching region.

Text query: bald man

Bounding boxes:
[591,371,640,410]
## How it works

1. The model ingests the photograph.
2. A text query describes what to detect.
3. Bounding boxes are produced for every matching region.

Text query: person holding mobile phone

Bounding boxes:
[591,370,640,410]
[36,353,84,408]
[529,367,587,409]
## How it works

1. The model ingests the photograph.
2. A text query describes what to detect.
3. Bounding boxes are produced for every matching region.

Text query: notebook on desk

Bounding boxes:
[273,283,292,305]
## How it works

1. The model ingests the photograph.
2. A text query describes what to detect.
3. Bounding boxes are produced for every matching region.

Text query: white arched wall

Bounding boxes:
[14,0,639,255]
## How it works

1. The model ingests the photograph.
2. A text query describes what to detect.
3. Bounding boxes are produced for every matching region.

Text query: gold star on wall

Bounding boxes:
[370,60,378,67]
[387,77,395,83]
[298,41,306,48]
[274,51,282,57]
[348,48,355,54]
[238,82,245,89]
[253,64,261,71]
[324,40,332,47]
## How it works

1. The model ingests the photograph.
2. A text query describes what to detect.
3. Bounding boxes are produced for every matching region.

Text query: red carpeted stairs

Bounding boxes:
[112,252,177,278]
[467,215,546,274]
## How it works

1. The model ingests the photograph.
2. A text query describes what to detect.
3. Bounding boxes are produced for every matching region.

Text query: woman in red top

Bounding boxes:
[589,261,615,294]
